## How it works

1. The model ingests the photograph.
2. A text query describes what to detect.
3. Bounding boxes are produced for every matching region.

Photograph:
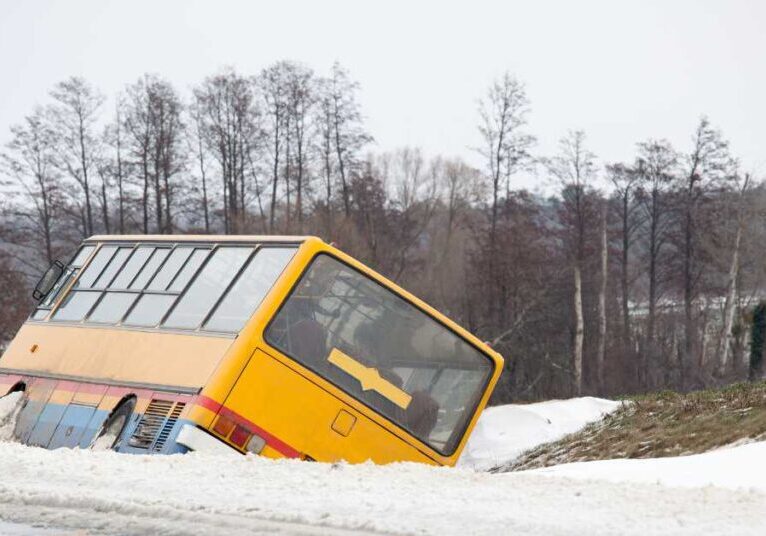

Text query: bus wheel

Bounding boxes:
[90,397,135,451]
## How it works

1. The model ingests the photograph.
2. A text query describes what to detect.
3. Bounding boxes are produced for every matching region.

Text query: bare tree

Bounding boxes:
[286,64,315,232]
[596,197,608,390]
[678,117,734,372]
[328,62,372,218]
[477,73,535,252]
[49,77,105,237]
[259,62,289,233]
[636,139,677,385]
[104,101,129,234]
[314,77,336,237]
[188,96,211,233]
[2,108,63,267]
[194,68,258,233]
[718,172,751,375]
[122,75,183,234]
[607,163,642,352]
[151,79,184,233]
[374,148,439,279]
[123,80,149,232]
[476,73,535,334]
[545,130,598,395]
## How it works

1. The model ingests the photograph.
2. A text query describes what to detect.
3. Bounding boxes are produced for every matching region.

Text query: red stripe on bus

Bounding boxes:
[56,380,82,393]
[195,395,300,459]
[0,375,23,395]
[0,374,22,386]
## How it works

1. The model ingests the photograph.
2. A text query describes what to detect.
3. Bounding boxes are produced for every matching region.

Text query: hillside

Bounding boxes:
[500,381,766,472]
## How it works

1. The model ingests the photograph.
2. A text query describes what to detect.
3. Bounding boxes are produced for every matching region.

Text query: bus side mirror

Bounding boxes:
[33,260,65,302]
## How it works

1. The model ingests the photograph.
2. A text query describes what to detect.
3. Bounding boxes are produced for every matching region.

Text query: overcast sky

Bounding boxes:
[1,0,764,189]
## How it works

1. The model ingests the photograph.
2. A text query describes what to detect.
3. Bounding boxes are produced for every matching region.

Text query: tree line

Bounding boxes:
[1,62,764,402]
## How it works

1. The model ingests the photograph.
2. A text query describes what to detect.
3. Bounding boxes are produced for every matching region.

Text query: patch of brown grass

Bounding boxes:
[498,381,766,472]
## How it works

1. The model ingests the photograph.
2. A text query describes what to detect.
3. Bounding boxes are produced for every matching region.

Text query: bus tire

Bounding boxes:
[90,396,135,451]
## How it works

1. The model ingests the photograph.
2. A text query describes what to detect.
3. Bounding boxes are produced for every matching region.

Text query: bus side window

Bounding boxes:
[163,247,251,330]
[204,248,296,333]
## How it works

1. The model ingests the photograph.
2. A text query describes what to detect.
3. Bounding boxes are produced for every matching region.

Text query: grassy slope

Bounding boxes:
[501,381,766,472]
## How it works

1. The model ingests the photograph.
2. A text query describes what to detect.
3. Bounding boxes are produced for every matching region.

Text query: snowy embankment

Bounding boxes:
[459,396,621,470]
[0,394,764,536]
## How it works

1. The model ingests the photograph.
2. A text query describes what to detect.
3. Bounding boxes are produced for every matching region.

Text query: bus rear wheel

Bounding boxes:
[90,397,135,451]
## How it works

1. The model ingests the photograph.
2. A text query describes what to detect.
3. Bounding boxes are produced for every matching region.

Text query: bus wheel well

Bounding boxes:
[91,395,137,451]
[8,382,26,394]
[110,394,137,414]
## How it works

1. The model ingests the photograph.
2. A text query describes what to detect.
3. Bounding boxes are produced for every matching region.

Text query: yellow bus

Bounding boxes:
[0,235,503,465]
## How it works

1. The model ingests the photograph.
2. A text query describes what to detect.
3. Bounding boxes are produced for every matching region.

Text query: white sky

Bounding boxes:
[1,0,764,189]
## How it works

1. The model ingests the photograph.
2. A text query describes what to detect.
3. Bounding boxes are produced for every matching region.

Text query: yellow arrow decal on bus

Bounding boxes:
[328,348,412,410]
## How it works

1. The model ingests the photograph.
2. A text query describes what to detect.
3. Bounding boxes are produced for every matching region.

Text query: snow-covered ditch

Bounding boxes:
[0,395,764,536]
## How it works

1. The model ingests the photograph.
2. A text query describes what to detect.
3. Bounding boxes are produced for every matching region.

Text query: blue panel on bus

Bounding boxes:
[77,409,110,449]
[27,403,68,447]
[115,415,190,455]
[48,404,97,449]
[154,418,190,455]
[115,413,150,455]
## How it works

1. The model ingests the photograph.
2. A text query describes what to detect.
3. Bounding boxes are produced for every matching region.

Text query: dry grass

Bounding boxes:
[498,381,766,472]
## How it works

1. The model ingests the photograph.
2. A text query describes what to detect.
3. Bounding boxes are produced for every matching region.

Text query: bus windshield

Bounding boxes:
[266,254,494,455]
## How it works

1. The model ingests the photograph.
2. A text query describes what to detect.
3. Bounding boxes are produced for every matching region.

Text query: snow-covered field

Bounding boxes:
[1,395,764,536]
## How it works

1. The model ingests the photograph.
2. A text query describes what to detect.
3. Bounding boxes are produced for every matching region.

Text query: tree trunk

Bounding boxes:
[153,170,163,233]
[334,96,351,218]
[196,128,210,233]
[79,118,93,237]
[597,202,608,391]
[683,203,694,381]
[141,156,149,234]
[270,122,280,233]
[324,148,333,238]
[573,262,584,395]
[100,176,110,234]
[719,225,741,375]
[719,176,749,375]
[116,128,125,234]
[620,193,631,349]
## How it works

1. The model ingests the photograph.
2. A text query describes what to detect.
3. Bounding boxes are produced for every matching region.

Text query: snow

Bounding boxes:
[0,441,764,535]
[0,391,23,441]
[459,396,622,470]
[532,440,766,492]
[0,394,763,535]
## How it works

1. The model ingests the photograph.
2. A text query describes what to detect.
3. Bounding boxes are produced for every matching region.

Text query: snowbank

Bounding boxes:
[0,391,22,442]
[0,441,764,536]
[0,394,763,535]
[459,396,622,470]
[531,440,766,492]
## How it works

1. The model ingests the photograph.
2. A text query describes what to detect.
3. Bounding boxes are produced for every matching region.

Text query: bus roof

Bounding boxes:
[85,234,317,244]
